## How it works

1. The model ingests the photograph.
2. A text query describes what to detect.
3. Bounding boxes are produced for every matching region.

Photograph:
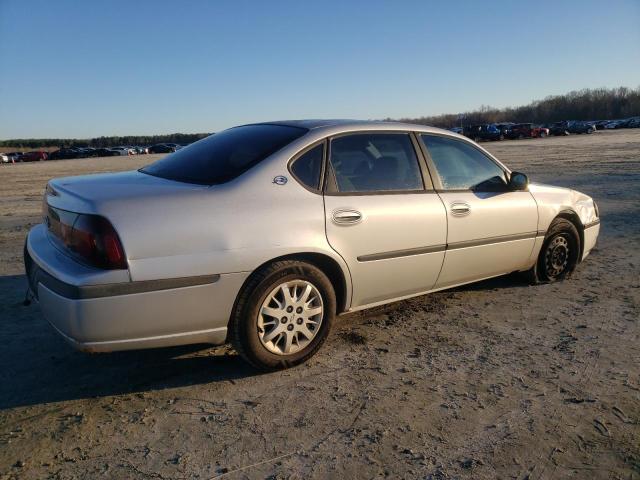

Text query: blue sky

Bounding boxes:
[0,0,638,139]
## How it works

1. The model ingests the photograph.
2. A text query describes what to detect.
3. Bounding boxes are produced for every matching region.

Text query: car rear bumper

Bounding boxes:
[25,225,248,352]
[582,219,600,261]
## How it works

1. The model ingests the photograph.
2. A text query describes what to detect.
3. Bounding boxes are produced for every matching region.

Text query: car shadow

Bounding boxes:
[0,270,532,410]
[450,271,532,292]
[0,274,260,410]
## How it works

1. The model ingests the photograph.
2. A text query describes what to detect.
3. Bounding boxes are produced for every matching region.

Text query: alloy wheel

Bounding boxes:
[257,280,324,355]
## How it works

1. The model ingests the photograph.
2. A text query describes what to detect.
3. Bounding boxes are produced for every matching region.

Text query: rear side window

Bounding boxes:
[329,133,423,193]
[420,134,507,191]
[290,144,324,190]
[141,124,308,185]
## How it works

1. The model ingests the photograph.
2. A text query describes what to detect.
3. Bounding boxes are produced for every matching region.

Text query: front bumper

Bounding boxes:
[25,225,248,352]
[582,219,600,261]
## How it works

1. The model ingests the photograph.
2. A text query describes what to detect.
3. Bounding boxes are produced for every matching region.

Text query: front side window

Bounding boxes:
[141,124,308,185]
[329,133,423,193]
[290,143,323,190]
[420,134,507,191]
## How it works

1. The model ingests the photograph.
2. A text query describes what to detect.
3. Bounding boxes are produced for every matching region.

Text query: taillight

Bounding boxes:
[45,205,127,269]
[71,215,127,269]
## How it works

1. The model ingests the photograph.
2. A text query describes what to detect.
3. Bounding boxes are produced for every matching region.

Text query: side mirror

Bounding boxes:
[509,171,529,191]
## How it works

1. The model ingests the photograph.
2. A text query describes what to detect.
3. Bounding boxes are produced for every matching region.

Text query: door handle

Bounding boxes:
[450,202,471,217]
[332,209,363,225]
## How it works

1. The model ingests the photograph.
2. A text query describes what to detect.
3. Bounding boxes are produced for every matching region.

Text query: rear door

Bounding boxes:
[418,134,538,288]
[323,132,447,308]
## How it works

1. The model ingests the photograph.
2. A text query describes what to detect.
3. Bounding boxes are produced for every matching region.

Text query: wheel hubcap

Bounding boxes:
[545,235,570,278]
[257,280,323,355]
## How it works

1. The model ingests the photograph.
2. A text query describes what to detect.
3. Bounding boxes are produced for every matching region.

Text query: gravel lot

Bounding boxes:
[1,130,638,479]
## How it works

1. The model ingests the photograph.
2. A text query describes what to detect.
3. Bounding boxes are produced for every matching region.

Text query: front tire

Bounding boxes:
[525,218,580,284]
[229,260,336,371]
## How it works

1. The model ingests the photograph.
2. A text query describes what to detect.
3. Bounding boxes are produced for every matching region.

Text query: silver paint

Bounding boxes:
[26,120,600,352]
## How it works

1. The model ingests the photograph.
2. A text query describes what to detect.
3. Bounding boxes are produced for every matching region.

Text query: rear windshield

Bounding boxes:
[140,124,308,185]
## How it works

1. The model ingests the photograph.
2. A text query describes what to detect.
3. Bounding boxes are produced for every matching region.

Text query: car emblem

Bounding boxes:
[273,175,288,185]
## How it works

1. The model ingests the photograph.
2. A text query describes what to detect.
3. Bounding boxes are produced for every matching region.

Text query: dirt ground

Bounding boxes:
[0,130,638,479]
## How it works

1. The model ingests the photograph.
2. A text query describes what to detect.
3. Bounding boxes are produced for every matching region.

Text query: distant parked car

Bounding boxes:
[49,148,81,160]
[506,123,548,139]
[463,124,503,142]
[148,144,176,153]
[626,118,640,128]
[604,120,623,129]
[109,147,130,156]
[567,121,596,134]
[3,152,24,163]
[606,118,640,129]
[493,123,514,137]
[448,127,463,134]
[548,121,602,134]
[0,153,9,163]
[19,151,49,162]
[90,148,120,157]
[534,125,550,137]
[62,148,90,159]
[549,122,575,136]
[77,147,95,157]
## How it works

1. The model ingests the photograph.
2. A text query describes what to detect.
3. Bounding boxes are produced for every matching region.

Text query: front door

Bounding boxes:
[323,132,447,308]
[418,133,539,288]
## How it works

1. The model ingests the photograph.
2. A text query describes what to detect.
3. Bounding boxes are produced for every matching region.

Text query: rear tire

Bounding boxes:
[524,218,580,284]
[229,260,336,371]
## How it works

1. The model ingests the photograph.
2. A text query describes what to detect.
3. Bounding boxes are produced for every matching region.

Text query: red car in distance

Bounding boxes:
[19,151,49,162]
[506,123,549,139]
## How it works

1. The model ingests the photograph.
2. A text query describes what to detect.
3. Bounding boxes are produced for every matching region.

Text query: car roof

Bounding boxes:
[247,119,450,135]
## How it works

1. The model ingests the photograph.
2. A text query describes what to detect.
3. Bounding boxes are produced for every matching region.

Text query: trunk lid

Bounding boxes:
[46,170,206,214]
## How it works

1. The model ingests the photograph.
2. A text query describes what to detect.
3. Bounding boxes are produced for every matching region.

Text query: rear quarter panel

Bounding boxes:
[109,177,339,282]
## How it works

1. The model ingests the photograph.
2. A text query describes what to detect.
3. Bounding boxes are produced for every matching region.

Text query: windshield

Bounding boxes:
[141,124,308,185]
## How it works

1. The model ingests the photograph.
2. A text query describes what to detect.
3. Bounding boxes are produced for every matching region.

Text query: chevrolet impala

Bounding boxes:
[24,120,600,370]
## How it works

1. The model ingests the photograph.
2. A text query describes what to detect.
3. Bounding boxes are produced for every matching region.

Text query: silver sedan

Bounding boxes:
[25,120,600,370]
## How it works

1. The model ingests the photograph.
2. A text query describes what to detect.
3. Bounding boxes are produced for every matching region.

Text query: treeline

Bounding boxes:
[393,86,640,128]
[0,133,210,149]
[3,87,639,148]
